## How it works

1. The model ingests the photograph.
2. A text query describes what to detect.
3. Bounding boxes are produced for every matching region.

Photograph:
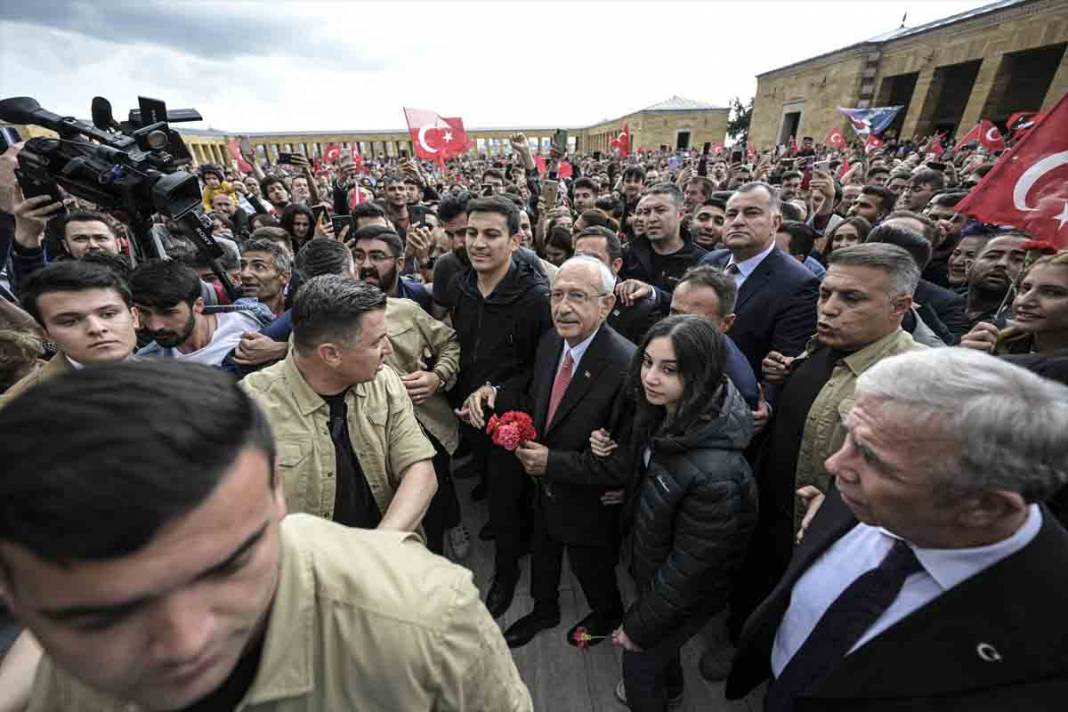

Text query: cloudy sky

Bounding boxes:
[1,0,990,133]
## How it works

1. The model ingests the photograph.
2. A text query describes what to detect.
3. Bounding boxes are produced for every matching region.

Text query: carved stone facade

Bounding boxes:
[749,0,1068,148]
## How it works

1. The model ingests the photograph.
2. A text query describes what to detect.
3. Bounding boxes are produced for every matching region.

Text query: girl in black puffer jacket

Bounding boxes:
[595,315,758,711]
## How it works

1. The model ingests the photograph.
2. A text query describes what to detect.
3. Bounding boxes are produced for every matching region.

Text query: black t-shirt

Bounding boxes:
[323,393,381,529]
[762,346,851,516]
[180,637,264,711]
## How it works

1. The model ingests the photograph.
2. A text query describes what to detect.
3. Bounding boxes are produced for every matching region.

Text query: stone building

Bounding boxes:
[171,95,727,168]
[749,0,1068,148]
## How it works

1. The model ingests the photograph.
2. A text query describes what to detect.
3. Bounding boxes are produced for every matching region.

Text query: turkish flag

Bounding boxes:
[323,143,341,163]
[923,133,945,157]
[826,127,847,150]
[747,142,756,159]
[226,140,253,174]
[610,124,631,157]
[711,143,724,156]
[559,161,574,179]
[534,155,547,176]
[955,93,1068,248]
[978,120,1006,152]
[864,133,883,153]
[404,107,470,160]
[954,123,982,152]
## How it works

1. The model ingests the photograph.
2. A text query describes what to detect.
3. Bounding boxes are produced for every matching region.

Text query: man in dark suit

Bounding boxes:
[495,256,636,649]
[573,226,658,344]
[727,348,1068,710]
[698,182,819,379]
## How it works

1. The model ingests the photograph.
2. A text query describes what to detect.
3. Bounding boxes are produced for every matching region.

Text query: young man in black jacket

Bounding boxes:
[454,196,553,618]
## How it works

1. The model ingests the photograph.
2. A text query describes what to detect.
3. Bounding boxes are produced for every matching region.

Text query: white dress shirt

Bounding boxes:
[555,327,599,373]
[771,504,1042,676]
[726,241,776,289]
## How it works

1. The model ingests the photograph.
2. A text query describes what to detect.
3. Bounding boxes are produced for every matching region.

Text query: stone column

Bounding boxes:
[1043,58,1068,111]
[958,55,1003,130]
[900,65,939,140]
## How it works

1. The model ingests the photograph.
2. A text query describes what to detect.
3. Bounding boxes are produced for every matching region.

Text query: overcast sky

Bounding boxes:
[1,0,991,133]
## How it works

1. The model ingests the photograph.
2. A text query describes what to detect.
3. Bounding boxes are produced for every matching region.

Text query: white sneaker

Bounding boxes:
[447,524,471,560]
[614,680,684,709]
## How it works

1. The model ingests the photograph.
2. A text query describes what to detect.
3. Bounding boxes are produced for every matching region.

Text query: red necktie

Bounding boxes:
[546,351,574,427]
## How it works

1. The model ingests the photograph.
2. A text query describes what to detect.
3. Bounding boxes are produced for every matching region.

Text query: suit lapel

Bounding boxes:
[734,248,779,312]
[544,328,608,436]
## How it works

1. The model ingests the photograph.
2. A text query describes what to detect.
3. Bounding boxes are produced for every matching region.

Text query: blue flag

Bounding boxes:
[837,106,903,136]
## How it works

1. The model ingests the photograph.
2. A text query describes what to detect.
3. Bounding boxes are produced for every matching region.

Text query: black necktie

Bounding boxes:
[766,538,923,711]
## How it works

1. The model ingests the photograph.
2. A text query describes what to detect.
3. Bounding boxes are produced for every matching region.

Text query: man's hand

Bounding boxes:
[615,279,652,306]
[751,385,770,435]
[762,351,794,384]
[405,224,432,261]
[233,331,288,366]
[795,486,825,544]
[13,194,65,249]
[600,488,625,506]
[612,627,642,652]
[515,440,549,476]
[959,322,1000,353]
[455,384,496,429]
[809,170,835,215]
[401,370,441,405]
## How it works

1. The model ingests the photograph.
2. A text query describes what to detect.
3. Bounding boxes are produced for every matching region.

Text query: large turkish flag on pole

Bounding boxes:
[403,107,470,160]
[955,93,1068,248]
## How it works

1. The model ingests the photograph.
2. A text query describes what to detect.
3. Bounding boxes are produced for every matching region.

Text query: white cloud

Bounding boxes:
[1,0,991,133]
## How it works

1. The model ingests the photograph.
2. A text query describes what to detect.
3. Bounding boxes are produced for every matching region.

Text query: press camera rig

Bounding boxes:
[0,95,240,300]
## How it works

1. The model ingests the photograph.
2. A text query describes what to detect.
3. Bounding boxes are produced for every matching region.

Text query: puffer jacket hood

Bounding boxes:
[650,380,753,458]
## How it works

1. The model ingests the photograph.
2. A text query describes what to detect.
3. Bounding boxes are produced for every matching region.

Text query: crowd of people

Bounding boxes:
[0,118,1066,712]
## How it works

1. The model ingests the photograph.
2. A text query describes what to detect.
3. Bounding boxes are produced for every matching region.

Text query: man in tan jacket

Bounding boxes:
[0,361,531,711]
[241,276,438,533]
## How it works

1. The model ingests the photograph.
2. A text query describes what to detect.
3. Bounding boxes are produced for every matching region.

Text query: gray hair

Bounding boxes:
[677,264,738,315]
[733,181,781,215]
[856,348,1068,504]
[242,237,293,274]
[828,243,920,297]
[291,275,386,353]
[556,255,615,294]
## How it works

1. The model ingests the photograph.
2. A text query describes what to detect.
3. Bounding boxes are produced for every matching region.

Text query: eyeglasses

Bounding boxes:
[550,289,608,305]
[352,250,395,264]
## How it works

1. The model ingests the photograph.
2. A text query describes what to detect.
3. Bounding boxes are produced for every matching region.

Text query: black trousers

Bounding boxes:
[487,445,532,573]
[530,499,623,618]
[422,430,462,556]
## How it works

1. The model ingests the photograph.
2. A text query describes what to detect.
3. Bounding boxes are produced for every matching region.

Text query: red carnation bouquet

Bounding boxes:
[486,411,537,451]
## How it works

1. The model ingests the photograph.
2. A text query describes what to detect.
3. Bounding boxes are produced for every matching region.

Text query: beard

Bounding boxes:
[150,311,197,348]
[360,264,398,293]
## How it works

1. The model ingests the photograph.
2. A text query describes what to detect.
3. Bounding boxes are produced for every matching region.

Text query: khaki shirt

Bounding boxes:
[240,353,436,519]
[384,297,461,454]
[793,328,926,525]
[0,353,71,409]
[28,514,533,711]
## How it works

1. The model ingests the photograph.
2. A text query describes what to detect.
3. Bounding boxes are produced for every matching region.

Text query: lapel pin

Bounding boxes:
[584,371,591,379]
[976,643,1002,663]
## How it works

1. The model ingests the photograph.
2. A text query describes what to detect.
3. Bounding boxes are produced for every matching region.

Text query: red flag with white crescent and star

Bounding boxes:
[954,123,983,152]
[955,93,1068,248]
[403,108,470,160]
[349,145,364,171]
[825,127,847,150]
[978,120,1006,152]
[711,142,724,156]
[323,143,342,163]
[864,133,883,153]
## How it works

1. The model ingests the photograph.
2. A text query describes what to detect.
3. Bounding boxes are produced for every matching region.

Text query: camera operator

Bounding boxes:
[10,198,122,287]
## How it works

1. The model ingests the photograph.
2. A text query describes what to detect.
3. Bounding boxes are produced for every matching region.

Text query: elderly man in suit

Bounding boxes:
[493,255,636,649]
[727,348,1068,711]
[698,182,819,380]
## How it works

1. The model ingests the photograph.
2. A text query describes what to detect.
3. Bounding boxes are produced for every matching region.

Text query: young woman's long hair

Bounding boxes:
[627,315,727,440]
[279,203,317,251]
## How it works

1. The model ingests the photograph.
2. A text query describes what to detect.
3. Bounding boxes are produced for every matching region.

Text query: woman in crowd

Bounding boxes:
[821,215,871,261]
[960,250,1068,377]
[544,225,574,267]
[279,203,317,252]
[592,315,757,711]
